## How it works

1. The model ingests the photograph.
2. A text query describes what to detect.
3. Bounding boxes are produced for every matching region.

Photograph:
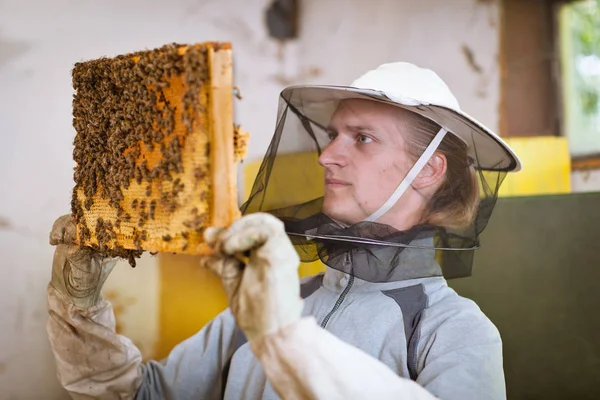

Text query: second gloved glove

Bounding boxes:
[200,213,304,342]
[49,214,118,309]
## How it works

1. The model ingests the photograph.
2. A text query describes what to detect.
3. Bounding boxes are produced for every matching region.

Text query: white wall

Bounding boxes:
[0,0,501,397]
[572,169,600,192]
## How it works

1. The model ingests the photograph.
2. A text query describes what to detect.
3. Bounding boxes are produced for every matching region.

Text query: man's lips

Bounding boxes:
[325,178,351,186]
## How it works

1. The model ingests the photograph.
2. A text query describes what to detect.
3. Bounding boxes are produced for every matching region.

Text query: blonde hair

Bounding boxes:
[403,112,479,231]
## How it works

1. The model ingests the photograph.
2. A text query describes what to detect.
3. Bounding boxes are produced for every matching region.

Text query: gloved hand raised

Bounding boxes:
[49,215,118,309]
[200,213,304,342]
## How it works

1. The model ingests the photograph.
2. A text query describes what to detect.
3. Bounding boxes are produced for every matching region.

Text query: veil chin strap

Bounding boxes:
[364,127,448,222]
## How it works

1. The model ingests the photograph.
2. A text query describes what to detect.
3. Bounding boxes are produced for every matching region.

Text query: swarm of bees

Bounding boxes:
[70,42,245,266]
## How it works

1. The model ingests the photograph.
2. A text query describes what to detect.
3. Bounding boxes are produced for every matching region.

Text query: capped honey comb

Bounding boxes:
[70,42,247,265]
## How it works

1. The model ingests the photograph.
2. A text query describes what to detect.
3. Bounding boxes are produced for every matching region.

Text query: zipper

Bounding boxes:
[320,253,354,329]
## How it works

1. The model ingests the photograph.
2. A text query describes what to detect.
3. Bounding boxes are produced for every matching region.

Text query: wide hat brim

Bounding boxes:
[281,85,521,172]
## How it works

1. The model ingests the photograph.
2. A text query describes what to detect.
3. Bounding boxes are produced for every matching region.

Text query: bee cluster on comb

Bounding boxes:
[70,42,246,266]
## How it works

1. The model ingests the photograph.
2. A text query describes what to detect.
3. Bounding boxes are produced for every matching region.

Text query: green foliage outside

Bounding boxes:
[570,0,600,116]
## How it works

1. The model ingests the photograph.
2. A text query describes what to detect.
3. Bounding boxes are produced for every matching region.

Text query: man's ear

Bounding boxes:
[413,153,447,189]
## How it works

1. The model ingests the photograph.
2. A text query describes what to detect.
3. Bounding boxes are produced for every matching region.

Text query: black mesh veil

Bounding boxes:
[241,92,511,282]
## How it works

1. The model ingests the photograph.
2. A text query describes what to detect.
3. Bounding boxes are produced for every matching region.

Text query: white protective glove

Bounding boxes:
[200,213,304,342]
[49,214,118,309]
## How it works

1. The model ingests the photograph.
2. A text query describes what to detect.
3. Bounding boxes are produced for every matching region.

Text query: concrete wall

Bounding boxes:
[0,0,537,397]
[572,169,600,192]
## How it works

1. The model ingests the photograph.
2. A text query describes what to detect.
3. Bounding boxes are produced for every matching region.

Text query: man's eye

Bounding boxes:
[327,132,337,141]
[357,135,373,144]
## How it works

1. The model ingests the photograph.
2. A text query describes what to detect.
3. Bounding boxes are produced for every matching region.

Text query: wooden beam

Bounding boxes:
[208,44,238,228]
[499,0,559,137]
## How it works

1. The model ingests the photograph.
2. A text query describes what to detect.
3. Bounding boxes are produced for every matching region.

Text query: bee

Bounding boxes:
[128,253,137,268]
[149,200,157,220]
[193,214,206,232]
[194,167,207,181]
[233,86,243,100]
[133,229,143,251]
[84,197,94,211]
[135,166,143,184]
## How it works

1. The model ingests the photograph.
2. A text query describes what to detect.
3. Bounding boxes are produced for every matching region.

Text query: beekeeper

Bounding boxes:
[47,62,521,400]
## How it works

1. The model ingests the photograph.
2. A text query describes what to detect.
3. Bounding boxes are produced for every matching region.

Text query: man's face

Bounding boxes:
[318,99,413,225]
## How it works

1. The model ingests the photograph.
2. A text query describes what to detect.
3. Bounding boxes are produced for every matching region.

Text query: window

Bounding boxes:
[559,0,600,160]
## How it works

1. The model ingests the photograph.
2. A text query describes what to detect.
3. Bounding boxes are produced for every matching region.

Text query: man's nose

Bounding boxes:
[318,136,347,167]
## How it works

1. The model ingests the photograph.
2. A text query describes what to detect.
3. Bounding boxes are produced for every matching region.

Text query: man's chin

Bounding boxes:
[322,205,354,226]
